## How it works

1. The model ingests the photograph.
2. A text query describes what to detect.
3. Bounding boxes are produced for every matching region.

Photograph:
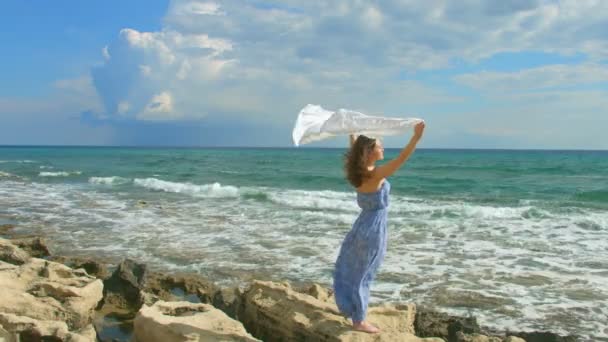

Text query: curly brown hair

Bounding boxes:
[344,135,377,188]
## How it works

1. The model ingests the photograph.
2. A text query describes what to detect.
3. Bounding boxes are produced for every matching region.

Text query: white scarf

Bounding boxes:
[292,104,423,146]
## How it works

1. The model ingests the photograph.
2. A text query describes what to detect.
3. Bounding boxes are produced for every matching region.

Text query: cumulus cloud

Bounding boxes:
[83,0,608,148]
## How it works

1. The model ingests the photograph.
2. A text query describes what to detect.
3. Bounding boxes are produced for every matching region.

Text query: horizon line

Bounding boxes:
[0,144,607,152]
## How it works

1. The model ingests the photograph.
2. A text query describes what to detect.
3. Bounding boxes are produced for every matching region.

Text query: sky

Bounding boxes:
[1,0,607,149]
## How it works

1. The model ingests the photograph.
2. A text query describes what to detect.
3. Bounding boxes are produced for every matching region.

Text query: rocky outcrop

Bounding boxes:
[50,255,110,279]
[235,280,444,342]
[10,236,51,258]
[102,258,149,310]
[0,233,580,342]
[508,331,577,342]
[133,301,260,342]
[415,306,481,340]
[0,238,30,265]
[144,271,219,304]
[0,238,103,341]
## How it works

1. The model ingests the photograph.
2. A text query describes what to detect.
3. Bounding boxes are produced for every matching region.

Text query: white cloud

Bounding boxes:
[139,65,152,77]
[172,1,224,16]
[117,101,130,114]
[102,46,110,60]
[455,63,608,92]
[85,0,608,148]
[52,75,103,112]
[137,92,178,121]
[362,6,383,30]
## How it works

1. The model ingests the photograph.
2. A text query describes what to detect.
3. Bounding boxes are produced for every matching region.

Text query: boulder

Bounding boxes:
[102,259,148,309]
[415,306,481,340]
[0,238,30,265]
[133,301,260,342]
[50,255,110,279]
[510,331,577,342]
[0,239,103,341]
[10,236,51,258]
[235,280,444,342]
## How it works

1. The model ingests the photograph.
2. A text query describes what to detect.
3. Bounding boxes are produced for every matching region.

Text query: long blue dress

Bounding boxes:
[333,179,390,322]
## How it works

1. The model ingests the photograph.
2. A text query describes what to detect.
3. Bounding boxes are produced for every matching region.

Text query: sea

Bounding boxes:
[0,146,606,340]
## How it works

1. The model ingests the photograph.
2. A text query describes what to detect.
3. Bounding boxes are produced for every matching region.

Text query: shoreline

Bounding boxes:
[0,223,582,342]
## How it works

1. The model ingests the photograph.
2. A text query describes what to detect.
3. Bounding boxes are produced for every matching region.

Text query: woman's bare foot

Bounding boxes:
[353,321,380,333]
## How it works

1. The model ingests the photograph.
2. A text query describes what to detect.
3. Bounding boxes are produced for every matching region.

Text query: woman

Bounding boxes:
[333,122,425,333]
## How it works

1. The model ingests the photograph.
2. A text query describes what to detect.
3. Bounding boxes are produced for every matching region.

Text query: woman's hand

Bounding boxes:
[414,121,425,140]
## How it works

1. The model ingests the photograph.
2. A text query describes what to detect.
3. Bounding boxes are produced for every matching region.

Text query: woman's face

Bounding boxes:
[371,140,384,161]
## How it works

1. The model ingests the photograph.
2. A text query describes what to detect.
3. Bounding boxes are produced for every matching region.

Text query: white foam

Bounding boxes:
[0,160,36,163]
[88,176,130,185]
[0,171,13,177]
[39,171,81,177]
[0,178,606,340]
[133,177,239,198]
[268,189,358,212]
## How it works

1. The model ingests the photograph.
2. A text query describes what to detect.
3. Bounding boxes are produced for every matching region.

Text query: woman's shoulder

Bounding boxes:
[356,176,386,193]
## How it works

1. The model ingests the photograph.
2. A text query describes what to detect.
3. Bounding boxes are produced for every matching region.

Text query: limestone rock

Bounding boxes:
[212,287,240,318]
[236,280,444,342]
[133,300,260,342]
[415,306,481,340]
[0,241,103,338]
[0,238,30,265]
[456,331,504,342]
[0,312,96,341]
[50,255,110,279]
[10,236,51,258]
[144,271,218,304]
[510,331,577,342]
[505,337,526,342]
[103,259,148,309]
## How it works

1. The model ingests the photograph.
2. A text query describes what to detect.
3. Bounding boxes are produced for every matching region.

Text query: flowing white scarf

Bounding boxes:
[292,104,423,146]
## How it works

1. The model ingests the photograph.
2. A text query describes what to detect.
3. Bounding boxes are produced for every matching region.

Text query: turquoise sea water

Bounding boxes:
[1,146,607,340]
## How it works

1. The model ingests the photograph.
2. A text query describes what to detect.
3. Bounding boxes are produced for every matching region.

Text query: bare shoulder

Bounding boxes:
[356,171,386,193]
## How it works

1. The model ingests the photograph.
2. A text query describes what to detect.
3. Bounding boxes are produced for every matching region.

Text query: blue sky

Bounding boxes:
[1,0,607,149]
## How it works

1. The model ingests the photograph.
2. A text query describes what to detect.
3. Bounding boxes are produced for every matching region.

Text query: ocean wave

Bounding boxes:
[574,190,608,203]
[133,177,239,198]
[268,189,358,212]
[0,160,37,163]
[39,171,82,177]
[0,171,14,178]
[241,191,271,202]
[88,176,130,185]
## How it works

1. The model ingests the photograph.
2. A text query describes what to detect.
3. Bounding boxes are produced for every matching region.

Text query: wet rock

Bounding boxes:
[50,255,110,279]
[236,280,444,342]
[144,271,218,304]
[93,304,136,342]
[102,259,148,310]
[10,236,51,258]
[133,301,260,342]
[415,306,481,341]
[456,331,503,342]
[212,287,240,318]
[510,331,578,342]
[0,223,15,235]
[505,337,526,342]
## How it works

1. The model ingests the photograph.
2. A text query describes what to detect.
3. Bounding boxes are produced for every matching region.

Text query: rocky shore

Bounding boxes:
[0,225,579,342]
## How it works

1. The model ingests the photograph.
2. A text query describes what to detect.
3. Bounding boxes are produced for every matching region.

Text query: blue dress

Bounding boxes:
[333,179,390,322]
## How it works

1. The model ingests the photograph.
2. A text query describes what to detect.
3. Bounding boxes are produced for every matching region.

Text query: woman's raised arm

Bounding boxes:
[373,122,425,179]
